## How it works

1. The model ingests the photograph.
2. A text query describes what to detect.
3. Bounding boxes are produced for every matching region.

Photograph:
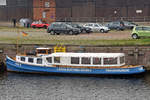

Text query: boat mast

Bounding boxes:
[16,24,20,55]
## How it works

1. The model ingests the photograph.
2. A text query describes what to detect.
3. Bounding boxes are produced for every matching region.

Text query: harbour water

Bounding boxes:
[0,72,150,100]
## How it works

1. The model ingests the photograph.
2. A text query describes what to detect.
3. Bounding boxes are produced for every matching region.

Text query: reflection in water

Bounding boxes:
[0,72,150,100]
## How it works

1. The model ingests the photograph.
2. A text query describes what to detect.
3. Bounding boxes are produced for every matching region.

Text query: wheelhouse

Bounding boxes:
[36,47,52,56]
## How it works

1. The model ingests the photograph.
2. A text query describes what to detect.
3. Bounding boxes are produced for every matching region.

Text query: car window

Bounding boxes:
[98,24,102,26]
[120,21,124,25]
[61,24,67,28]
[113,22,119,25]
[52,24,58,27]
[86,24,93,27]
[130,22,136,25]
[94,24,99,27]
[108,22,113,26]
[72,24,78,28]
[123,22,129,25]
[143,27,150,31]
[135,27,143,31]
[66,24,73,28]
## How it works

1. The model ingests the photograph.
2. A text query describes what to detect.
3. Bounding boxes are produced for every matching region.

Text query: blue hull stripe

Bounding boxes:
[6,56,145,75]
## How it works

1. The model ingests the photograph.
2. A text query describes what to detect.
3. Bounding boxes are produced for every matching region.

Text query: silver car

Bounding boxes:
[84,23,110,33]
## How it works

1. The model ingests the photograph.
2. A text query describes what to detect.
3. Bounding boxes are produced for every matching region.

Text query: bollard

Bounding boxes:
[0,62,6,73]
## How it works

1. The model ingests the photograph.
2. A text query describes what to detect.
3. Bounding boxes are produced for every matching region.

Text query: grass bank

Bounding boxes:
[1,37,150,46]
[0,26,150,46]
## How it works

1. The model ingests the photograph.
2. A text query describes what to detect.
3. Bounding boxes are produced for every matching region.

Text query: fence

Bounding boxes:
[55,16,150,23]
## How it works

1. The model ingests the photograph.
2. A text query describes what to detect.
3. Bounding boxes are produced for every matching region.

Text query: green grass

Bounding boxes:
[1,37,150,46]
[1,26,150,46]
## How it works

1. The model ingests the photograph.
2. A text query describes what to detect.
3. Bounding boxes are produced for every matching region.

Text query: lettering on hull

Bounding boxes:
[106,69,129,72]
[58,68,91,72]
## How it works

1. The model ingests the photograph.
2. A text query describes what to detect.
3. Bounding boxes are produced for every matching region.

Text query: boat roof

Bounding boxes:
[48,53,125,58]
[36,47,52,50]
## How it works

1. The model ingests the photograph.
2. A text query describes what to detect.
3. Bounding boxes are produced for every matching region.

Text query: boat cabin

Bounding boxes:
[36,47,52,56]
[47,53,125,67]
[16,53,125,67]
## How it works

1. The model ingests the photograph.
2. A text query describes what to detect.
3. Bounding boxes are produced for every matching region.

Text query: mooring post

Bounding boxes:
[0,49,7,72]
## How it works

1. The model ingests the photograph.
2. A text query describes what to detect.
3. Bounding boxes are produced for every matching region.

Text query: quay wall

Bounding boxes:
[1,44,150,70]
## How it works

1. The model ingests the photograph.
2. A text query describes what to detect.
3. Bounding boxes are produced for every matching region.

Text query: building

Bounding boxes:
[33,0,56,23]
[0,0,32,21]
[31,0,150,22]
[1,0,150,22]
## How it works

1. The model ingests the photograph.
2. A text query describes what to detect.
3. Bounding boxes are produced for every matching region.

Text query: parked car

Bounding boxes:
[84,23,110,33]
[66,23,92,33]
[123,21,138,29]
[47,22,81,35]
[131,26,150,39]
[31,20,50,29]
[105,21,125,31]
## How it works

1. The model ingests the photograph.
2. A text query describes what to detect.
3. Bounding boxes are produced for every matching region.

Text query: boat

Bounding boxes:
[6,47,145,75]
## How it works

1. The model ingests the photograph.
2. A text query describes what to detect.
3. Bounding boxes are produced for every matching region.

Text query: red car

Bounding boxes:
[31,21,50,29]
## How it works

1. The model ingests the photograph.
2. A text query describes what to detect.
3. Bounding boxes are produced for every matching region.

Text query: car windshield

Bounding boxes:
[94,24,99,27]
[98,24,102,26]
[135,27,142,30]
[124,21,135,25]
[130,22,136,25]
[85,24,93,26]
[66,24,73,28]
[72,24,78,27]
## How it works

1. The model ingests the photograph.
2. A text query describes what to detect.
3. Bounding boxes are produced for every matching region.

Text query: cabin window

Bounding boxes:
[81,57,91,64]
[93,58,101,65]
[48,50,51,54]
[46,57,52,63]
[71,57,79,64]
[120,56,125,64]
[21,57,25,62]
[37,50,46,54]
[28,58,34,63]
[37,58,42,64]
[104,57,117,65]
[54,57,60,63]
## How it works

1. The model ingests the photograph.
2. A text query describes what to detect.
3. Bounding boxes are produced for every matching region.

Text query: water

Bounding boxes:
[0,72,150,100]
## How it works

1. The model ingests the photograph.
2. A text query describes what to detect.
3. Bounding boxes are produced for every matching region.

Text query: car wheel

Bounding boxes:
[43,25,47,29]
[132,34,139,39]
[86,31,90,33]
[56,33,60,35]
[100,29,105,33]
[130,27,134,30]
[75,32,79,35]
[47,29,50,33]
[69,31,74,35]
[50,31,55,35]
[116,28,120,31]
[32,25,36,28]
